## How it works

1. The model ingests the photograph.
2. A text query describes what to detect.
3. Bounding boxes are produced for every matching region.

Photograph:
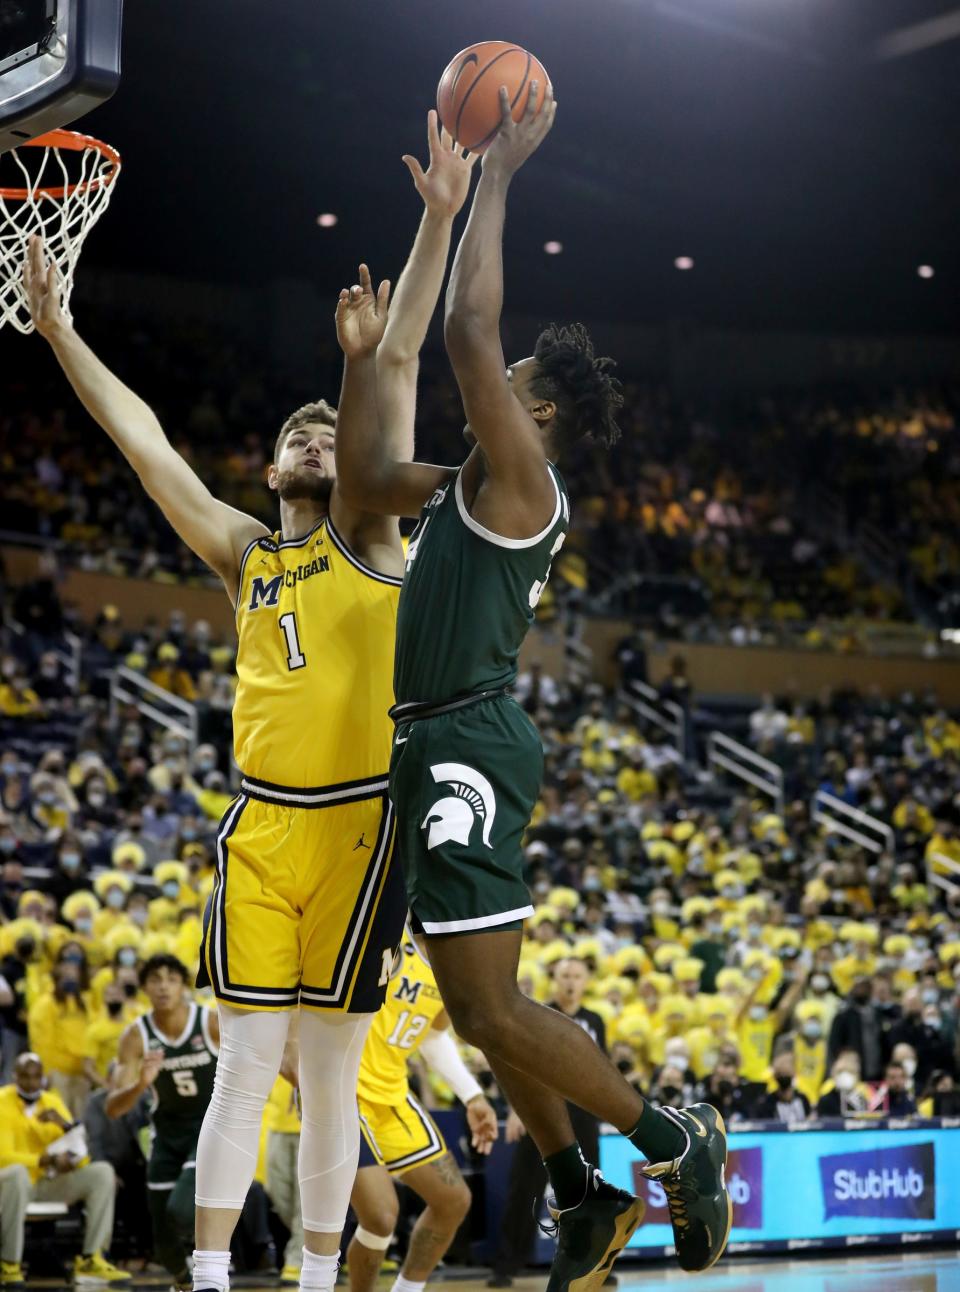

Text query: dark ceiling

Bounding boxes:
[39,0,960,333]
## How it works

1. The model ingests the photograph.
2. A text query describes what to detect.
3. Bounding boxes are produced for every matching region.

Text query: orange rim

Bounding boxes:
[0,128,121,201]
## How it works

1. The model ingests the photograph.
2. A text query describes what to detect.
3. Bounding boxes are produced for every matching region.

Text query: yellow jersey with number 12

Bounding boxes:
[357,940,447,1105]
[232,518,401,790]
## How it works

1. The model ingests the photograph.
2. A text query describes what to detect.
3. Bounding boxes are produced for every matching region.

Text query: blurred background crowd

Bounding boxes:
[2,325,960,1278]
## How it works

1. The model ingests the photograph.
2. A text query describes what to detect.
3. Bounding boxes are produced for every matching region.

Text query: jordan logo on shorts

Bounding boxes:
[422,762,497,851]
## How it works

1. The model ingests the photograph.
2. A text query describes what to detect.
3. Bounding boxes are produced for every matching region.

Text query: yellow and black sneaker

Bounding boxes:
[0,1261,25,1290]
[543,1168,645,1292]
[641,1103,732,1272]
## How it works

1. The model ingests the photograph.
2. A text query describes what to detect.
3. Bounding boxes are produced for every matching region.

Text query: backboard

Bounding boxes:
[0,0,123,154]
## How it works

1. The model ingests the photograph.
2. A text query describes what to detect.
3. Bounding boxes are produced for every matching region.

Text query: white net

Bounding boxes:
[0,132,120,334]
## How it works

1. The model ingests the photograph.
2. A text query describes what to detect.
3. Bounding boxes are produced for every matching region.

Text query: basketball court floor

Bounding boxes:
[20,1254,960,1291]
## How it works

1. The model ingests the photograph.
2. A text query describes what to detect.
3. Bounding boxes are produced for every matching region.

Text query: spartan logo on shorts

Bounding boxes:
[422,762,497,851]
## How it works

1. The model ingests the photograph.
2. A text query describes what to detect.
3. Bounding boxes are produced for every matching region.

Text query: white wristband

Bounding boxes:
[419,1029,483,1105]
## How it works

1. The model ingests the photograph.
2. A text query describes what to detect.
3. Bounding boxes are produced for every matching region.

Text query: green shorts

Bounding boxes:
[389,694,540,935]
[147,1124,201,1188]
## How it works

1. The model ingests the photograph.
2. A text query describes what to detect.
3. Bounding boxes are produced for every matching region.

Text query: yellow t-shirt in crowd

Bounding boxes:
[27,992,91,1077]
[0,1085,87,1183]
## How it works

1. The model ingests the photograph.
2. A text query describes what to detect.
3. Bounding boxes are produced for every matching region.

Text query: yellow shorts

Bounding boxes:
[198,776,406,1012]
[357,1091,448,1175]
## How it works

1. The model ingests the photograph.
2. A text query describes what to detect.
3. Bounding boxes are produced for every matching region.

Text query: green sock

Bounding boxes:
[543,1143,591,1210]
[627,1100,685,1163]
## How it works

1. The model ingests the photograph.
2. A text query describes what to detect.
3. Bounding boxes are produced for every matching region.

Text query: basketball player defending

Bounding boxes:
[21,124,477,1292]
[334,88,731,1288]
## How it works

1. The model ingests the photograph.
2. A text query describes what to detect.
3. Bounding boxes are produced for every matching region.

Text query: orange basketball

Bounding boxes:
[437,42,551,155]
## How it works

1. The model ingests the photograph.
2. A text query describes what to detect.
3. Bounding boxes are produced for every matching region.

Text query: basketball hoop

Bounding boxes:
[0,128,120,334]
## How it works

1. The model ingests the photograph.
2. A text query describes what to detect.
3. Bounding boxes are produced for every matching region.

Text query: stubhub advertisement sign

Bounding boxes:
[599,1124,960,1251]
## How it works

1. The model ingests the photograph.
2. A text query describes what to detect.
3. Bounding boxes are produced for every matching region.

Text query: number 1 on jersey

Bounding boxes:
[279,612,306,670]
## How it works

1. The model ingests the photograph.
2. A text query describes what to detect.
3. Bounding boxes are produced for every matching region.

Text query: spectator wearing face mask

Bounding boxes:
[887,989,956,1086]
[695,1056,751,1124]
[648,1062,690,1111]
[78,777,120,829]
[92,872,134,939]
[792,1001,829,1104]
[148,862,197,933]
[817,1051,869,1117]
[112,817,163,871]
[82,984,136,1091]
[42,835,88,908]
[805,965,842,1027]
[27,773,71,838]
[753,1051,811,1124]
[27,944,92,1116]
[89,927,146,1012]
[890,1042,919,1094]
[827,977,884,1080]
[60,891,102,965]
[37,751,79,813]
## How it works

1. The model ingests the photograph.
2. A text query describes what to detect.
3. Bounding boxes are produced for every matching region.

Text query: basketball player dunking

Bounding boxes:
[21,119,480,1292]
[334,87,731,1290]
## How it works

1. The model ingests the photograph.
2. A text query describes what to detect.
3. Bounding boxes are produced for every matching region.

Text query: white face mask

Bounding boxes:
[835,1070,857,1092]
[902,1058,917,1077]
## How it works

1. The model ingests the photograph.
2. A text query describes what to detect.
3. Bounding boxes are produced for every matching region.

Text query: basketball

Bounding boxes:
[437,41,551,155]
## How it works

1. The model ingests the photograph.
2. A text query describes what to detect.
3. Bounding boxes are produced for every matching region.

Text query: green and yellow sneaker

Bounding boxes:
[544,1168,645,1292]
[641,1103,732,1272]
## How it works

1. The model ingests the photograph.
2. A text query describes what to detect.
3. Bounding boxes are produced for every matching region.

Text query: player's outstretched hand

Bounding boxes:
[335,263,391,360]
[482,82,556,178]
[22,234,68,338]
[402,110,478,218]
[466,1094,499,1156]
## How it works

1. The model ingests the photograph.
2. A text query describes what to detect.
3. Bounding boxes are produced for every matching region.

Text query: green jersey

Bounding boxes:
[394,462,569,706]
[137,1001,217,1140]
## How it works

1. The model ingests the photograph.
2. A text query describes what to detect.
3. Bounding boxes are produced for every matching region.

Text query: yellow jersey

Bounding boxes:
[233,520,401,789]
[357,941,446,1105]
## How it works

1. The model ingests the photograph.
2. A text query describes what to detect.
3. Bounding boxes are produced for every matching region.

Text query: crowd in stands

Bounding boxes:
[7,317,958,645]
[2,333,960,1274]
[0,594,958,1276]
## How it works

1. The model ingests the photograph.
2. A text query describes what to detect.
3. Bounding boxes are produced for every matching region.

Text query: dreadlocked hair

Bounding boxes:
[274,399,337,460]
[531,323,623,451]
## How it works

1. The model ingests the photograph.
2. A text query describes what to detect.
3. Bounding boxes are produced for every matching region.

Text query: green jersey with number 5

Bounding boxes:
[394,463,569,706]
[138,1001,217,1139]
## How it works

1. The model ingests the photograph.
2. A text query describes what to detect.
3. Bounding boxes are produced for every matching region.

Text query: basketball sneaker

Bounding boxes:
[543,1168,645,1292]
[73,1252,132,1283]
[640,1103,732,1272]
[0,1261,24,1289]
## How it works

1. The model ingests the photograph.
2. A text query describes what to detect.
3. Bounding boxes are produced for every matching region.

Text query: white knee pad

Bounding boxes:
[297,1010,372,1233]
[195,1005,291,1209]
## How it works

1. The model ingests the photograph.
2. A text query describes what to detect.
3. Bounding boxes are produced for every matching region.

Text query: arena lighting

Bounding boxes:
[316,212,338,228]
[544,240,563,254]
[674,255,695,270]
[917,264,935,278]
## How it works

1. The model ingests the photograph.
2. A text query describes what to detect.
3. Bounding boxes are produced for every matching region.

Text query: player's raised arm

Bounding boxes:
[443,85,557,513]
[23,236,267,602]
[105,1023,158,1118]
[334,270,454,520]
[375,111,478,456]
